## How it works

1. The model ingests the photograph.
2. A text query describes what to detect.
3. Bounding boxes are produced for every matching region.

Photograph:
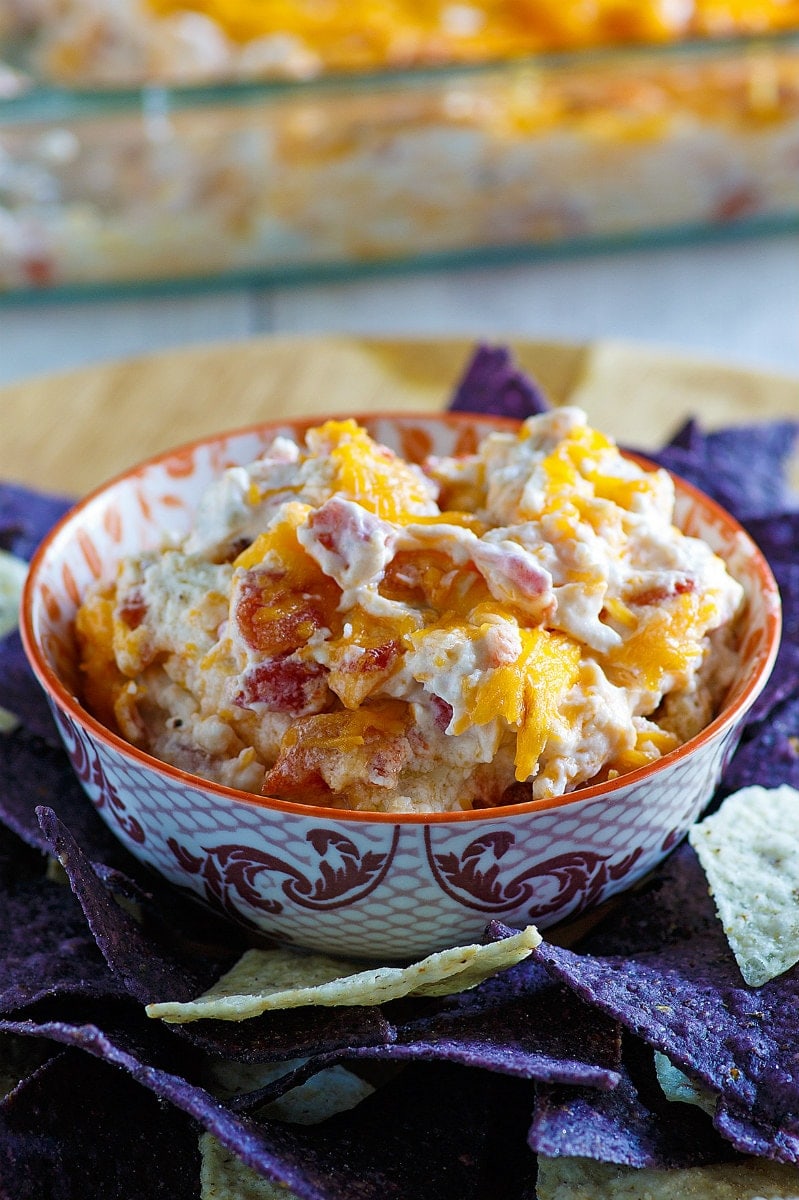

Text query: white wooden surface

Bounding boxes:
[0,234,798,387]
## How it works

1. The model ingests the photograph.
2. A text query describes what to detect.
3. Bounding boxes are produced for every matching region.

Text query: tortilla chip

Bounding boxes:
[357,951,622,1086]
[0,549,48,734]
[0,1045,201,1200]
[0,823,127,1015]
[0,1032,54,1099]
[718,694,799,798]
[227,950,623,1116]
[179,1004,394,1070]
[0,481,72,561]
[38,806,224,1004]
[35,810,406,1067]
[1,1013,537,1200]
[654,1052,717,1116]
[533,843,799,1163]
[530,1035,729,1169]
[146,927,542,1023]
[651,420,799,521]
[200,1135,300,1200]
[739,512,799,729]
[535,1155,799,1199]
[0,550,25,641]
[206,1054,374,1124]
[746,641,799,728]
[743,516,799,656]
[689,786,799,986]
[0,631,58,743]
[447,344,550,419]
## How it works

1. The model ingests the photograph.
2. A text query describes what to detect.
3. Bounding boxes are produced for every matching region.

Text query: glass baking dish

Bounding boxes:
[1,29,799,300]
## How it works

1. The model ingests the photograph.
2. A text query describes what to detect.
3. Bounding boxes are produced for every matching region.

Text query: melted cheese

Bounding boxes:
[146,0,799,67]
[75,408,744,810]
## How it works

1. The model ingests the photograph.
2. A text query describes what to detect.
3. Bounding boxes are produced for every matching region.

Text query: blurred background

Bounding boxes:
[1,0,798,388]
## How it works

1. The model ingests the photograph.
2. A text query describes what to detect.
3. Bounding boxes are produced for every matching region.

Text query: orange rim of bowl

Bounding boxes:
[21,410,783,827]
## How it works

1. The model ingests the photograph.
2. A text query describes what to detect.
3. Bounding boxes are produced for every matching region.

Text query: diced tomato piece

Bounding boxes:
[262,703,411,801]
[327,638,402,709]
[628,576,695,607]
[470,540,554,623]
[233,571,340,657]
[381,550,489,613]
[430,694,454,731]
[117,588,147,630]
[233,658,329,716]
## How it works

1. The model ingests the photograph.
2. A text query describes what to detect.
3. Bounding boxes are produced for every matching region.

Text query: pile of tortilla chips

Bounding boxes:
[1,345,799,1200]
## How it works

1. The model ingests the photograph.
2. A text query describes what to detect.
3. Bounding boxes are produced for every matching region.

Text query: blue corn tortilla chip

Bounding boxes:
[448,344,550,420]
[0,1031,55,1098]
[722,511,799,730]
[651,420,799,521]
[180,1002,394,1067]
[530,1034,734,1169]
[718,692,799,797]
[38,806,240,1004]
[533,843,799,1163]
[217,952,622,1116]
[0,730,253,964]
[0,1047,200,1200]
[36,806,395,1064]
[0,1012,537,1200]
[745,512,799,569]
[664,417,704,454]
[0,728,137,863]
[0,482,72,561]
[374,953,621,1086]
[744,515,799,645]
[745,641,799,728]
[0,822,127,1015]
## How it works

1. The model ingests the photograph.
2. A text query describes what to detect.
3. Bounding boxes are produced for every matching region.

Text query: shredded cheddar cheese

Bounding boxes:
[145,0,799,71]
[74,405,744,813]
[320,420,436,522]
[458,624,582,780]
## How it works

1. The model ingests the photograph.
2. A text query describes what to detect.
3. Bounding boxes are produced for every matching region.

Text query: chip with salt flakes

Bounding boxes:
[146,928,541,1024]
[688,785,799,987]
[535,1155,799,1200]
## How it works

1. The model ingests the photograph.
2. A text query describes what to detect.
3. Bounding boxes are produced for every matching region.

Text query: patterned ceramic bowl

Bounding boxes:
[21,413,781,959]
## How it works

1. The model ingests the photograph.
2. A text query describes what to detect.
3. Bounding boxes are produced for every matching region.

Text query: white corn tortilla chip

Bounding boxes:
[199,1066,375,1199]
[536,1155,799,1199]
[0,549,27,733]
[200,1134,300,1200]
[653,1051,717,1116]
[0,549,26,640]
[688,785,799,987]
[207,1057,374,1124]
[147,926,541,1023]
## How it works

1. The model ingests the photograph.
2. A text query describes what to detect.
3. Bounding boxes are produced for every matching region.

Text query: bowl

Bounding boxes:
[21,411,781,959]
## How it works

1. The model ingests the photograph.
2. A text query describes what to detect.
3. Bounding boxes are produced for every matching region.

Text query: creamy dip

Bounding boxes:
[75,411,744,813]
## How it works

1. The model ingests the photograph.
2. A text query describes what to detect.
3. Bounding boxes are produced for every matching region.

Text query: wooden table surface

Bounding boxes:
[1,335,797,496]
